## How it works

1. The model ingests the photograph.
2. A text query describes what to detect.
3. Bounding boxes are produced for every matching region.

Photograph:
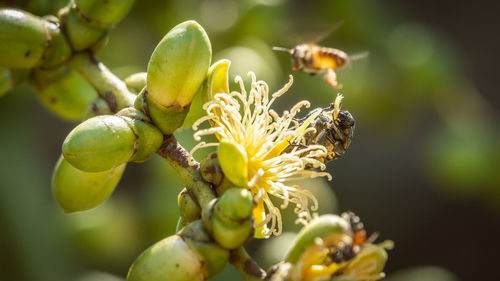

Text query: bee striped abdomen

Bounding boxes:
[312,47,348,70]
[276,43,351,88]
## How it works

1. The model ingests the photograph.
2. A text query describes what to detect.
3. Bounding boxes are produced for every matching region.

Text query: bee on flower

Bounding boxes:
[267,214,393,281]
[190,65,333,238]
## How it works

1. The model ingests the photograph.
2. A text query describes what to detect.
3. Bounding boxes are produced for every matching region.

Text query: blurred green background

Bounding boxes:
[0,0,499,280]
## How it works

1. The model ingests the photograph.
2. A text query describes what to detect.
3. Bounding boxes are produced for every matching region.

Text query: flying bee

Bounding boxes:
[287,94,355,164]
[273,44,350,88]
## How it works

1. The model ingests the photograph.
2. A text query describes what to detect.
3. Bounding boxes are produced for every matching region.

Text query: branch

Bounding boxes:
[68,52,136,112]
[157,134,216,210]
[230,247,266,281]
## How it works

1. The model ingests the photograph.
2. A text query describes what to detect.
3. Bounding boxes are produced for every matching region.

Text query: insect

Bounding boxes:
[273,44,350,88]
[288,94,355,164]
[330,211,368,263]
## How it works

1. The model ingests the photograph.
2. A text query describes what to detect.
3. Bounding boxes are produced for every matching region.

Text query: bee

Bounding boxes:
[288,94,355,164]
[273,44,349,88]
[330,211,368,264]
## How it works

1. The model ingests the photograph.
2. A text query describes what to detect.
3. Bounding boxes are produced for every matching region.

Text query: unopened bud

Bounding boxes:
[0,67,13,97]
[32,66,98,121]
[218,139,248,188]
[58,6,106,51]
[200,152,224,187]
[82,97,113,120]
[75,0,135,29]
[146,20,211,134]
[210,188,253,249]
[201,59,230,104]
[62,109,162,172]
[125,72,147,93]
[0,9,47,68]
[128,220,228,281]
[40,17,72,68]
[178,188,201,227]
[116,108,164,162]
[52,156,125,213]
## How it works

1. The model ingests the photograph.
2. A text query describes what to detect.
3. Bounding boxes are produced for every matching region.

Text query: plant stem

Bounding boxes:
[157,134,216,210]
[230,247,266,281]
[68,52,135,112]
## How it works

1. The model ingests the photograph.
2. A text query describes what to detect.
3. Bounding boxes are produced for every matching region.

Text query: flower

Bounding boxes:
[190,72,332,238]
[267,214,393,281]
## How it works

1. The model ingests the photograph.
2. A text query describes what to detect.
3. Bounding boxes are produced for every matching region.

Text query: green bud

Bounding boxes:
[286,215,350,264]
[179,86,204,129]
[133,88,147,113]
[82,97,113,120]
[127,235,207,281]
[0,68,31,97]
[75,0,135,29]
[199,152,233,196]
[0,67,13,97]
[178,188,201,226]
[58,5,107,51]
[181,59,231,129]
[128,221,229,281]
[125,72,147,93]
[116,107,163,162]
[146,20,211,134]
[40,17,72,68]
[218,139,248,188]
[211,188,253,249]
[63,115,136,172]
[0,9,47,68]
[200,152,223,187]
[32,66,98,121]
[145,92,190,134]
[178,220,230,277]
[52,156,125,213]
[201,59,230,104]
[63,108,163,171]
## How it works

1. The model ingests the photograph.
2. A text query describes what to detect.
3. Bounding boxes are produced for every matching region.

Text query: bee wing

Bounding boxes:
[310,21,344,44]
[344,51,369,69]
[348,51,369,61]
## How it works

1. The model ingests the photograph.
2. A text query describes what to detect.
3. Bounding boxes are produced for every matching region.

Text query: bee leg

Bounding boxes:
[324,68,340,89]
[332,123,346,142]
[333,141,346,158]
[325,133,344,161]
[294,107,322,123]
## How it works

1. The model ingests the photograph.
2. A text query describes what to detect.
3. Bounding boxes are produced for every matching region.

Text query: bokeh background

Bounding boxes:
[0,0,499,281]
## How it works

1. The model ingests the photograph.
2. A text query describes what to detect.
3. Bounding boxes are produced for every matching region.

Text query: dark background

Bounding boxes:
[0,0,499,281]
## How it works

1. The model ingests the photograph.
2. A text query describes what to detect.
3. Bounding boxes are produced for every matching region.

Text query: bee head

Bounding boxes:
[292,45,308,57]
[337,110,355,128]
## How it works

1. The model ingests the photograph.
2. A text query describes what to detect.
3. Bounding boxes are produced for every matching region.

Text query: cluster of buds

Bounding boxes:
[56,20,211,213]
[0,3,392,280]
[0,0,136,121]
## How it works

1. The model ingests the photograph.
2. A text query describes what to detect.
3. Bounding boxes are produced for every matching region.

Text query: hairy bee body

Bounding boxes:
[291,44,348,73]
[274,44,349,88]
[330,211,367,263]
[289,95,355,164]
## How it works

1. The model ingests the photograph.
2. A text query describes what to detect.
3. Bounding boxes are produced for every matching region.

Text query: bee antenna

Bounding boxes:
[272,46,292,53]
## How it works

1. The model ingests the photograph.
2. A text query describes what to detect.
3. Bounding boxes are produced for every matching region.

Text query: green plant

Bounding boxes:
[0,2,391,280]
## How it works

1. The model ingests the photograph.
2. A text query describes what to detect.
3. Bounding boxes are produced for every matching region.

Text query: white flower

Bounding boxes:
[190,72,332,237]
